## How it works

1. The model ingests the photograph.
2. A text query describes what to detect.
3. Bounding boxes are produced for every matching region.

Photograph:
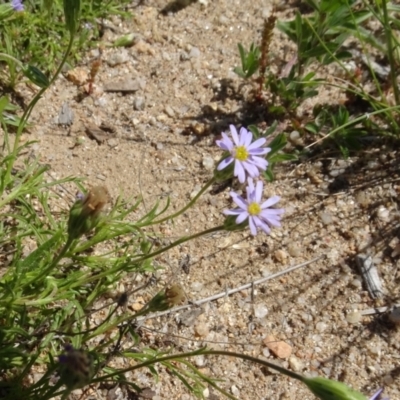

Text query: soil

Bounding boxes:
[7,0,400,399]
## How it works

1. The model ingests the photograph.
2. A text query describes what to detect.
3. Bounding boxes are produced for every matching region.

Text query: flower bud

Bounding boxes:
[223,215,247,232]
[63,0,80,34]
[303,376,367,400]
[67,186,109,240]
[113,33,136,47]
[213,154,234,182]
[144,284,185,314]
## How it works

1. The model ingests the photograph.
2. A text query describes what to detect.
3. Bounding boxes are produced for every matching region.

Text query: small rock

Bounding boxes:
[263,335,292,359]
[289,130,301,144]
[194,322,209,337]
[202,155,214,171]
[254,304,268,319]
[320,212,333,225]
[346,311,362,324]
[189,47,201,58]
[376,205,390,223]
[180,51,190,61]
[274,249,288,263]
[133,96,145,111]
[194,355,205,367]
[104,78,141,92]
[106,50,130,66]
[191,281,204,292]
[288,243,301,257]
[57,102,74,125]
[134,40,155,55]
[107,138,119,148]
[289,356,304,372]
[164,105,175,118]
[231,385,240,397]
[315,322,328,333]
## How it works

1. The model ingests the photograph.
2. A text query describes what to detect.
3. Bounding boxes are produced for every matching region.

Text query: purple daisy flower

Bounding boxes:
[11,0,24,11]
[224,178,284,236]
[216,125,270,183]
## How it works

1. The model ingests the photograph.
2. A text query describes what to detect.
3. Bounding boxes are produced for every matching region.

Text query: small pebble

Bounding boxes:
[133,96,145,111]
[164,105,175,118]
[320,212,333,225]
[202,155,214,171]
[315,322,328,333]
[107,138,119,148]
[288,243,301,257]
[274,249,288,263]
[254,304,268,319]
[264,335,292,359]
[191,281,204,292]
[194,322,209,337]
[231,385,240,397]
[289,356,304,372]
[106,50,130,66]
[346,311,362,324]
[189,47,201,58]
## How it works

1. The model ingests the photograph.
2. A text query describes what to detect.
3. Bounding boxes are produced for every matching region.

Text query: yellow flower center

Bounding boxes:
[234,145,249,161]
[248,202,261,216]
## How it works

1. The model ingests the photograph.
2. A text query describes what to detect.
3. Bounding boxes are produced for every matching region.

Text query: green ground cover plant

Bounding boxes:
[0,0,391,399]
[235,0,400,158]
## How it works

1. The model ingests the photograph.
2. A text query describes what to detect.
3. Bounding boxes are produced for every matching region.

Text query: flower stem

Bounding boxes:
[150,176,216,225]
[67,225,225,288]
[5,28,75,192]
[381,0,400,105]
[132,225,224,263]
[93,348,305,383]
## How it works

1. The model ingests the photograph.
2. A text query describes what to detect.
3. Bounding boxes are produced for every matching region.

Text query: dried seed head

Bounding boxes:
[67,186,110,240]
[81,186,110,218]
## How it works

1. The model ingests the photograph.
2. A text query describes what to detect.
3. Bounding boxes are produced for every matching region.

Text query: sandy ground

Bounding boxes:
[6,0,400,399]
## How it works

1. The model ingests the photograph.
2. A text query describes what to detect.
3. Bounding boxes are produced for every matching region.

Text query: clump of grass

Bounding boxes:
[234,0,400,157]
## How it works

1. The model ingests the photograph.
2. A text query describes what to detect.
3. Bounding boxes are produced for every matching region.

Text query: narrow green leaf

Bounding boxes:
[19,231,63,272]
[63,0,81,34]
[23,65,50,88]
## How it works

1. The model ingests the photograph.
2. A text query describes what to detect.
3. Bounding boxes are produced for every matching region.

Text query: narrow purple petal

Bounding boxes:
[230,192,248,210]
[260,196,281,209]
[247,137,266,150]
[249,156,268,170]
[260,213,282,227]
[236,212,248,224]
[248,217,258,235]
[223,209,243,216]
[12,0,24,11]
[248,149,269,157]
[217,157,234,171]
[255,180,263,203]
[234,161,246,183]
[229,125,239,145]
[216,132,234,150]
[260,208,285,216]
[242,161,261,178]
[239,127,252,146]
[254,217,271,234]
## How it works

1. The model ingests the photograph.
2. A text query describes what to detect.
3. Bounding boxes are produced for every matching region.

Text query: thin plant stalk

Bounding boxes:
[381,0,400,105]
